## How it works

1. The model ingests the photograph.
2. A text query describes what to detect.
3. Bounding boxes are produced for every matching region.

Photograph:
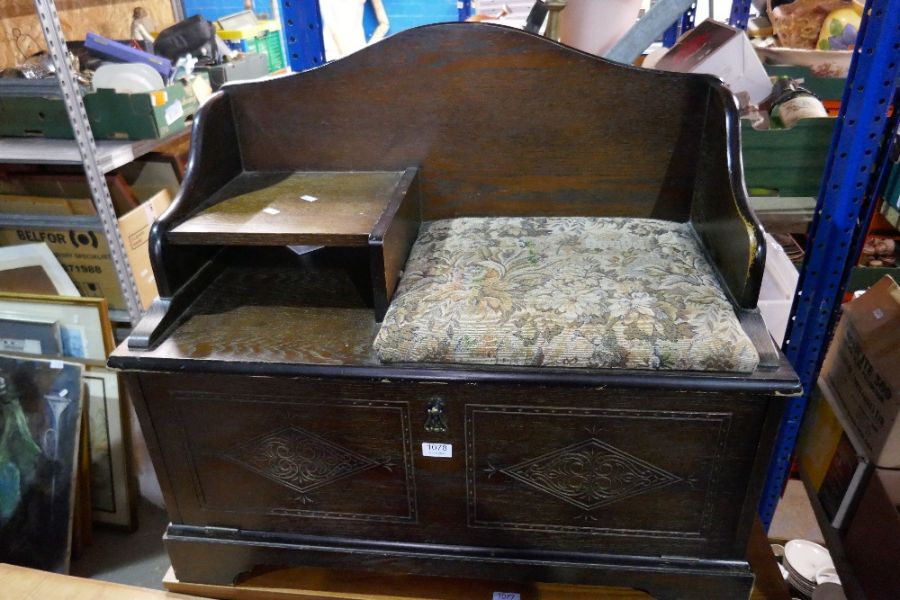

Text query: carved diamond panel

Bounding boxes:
[224,426,379,494]
[501,438,681,510]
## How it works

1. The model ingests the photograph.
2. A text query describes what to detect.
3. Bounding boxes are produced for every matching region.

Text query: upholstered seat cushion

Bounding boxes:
[373,217,759,373]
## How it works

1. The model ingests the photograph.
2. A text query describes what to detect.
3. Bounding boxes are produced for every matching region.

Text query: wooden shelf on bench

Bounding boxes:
[162,168,420,324]
[168,170,414,246]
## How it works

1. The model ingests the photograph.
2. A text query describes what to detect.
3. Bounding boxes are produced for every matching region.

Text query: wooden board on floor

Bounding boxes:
[164,566,657,600]
[0,563,202,600]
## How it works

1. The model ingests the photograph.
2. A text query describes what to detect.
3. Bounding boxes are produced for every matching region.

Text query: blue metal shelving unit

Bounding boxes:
[662,2,696,47]
[280,0,326,71]
[458,0,473,21]
[728,0,752,29]
[758,0,900,528]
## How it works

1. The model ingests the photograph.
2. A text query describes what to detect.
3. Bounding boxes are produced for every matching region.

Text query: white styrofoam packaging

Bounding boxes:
[652,19,773,106]
[758,233,799,346]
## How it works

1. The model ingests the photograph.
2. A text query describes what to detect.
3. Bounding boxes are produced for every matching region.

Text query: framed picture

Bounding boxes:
[84,366,135,529]
[0,293,113,361]
[0,353,84,573]
[0,316,62,355]
[0,243,79,297]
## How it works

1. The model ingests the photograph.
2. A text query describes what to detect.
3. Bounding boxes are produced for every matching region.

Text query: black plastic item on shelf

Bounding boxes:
[154,15,219,65]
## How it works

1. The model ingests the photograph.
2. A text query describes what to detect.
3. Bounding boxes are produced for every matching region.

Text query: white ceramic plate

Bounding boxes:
[754,47,852,78]
[816,565,841,585]
[785,557,814,584]
[785,540,835,582]
[93,62,164,94]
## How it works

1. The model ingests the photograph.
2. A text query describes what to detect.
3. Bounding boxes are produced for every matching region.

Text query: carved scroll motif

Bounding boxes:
[501,438,681,510]
[224,426,379,494]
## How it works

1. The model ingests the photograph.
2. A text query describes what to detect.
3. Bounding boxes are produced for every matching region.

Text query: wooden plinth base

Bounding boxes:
[163,566,656,600]
[162,521,786,600]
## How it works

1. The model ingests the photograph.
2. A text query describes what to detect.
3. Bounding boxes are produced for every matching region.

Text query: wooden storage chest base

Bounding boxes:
[118,364,792,599]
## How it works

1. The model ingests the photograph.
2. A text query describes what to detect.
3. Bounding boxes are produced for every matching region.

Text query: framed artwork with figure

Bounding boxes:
[0,354,84,572]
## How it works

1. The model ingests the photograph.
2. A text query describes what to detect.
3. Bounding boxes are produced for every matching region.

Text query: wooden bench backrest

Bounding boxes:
[226,23,715,222]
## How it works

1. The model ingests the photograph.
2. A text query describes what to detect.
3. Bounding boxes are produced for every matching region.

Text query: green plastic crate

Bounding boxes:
[764,65,847,101]
[250,31,285,73]
[219,21,286,73]
[884,160,900,212]
[0,75,204,140]
[741,117,836,197]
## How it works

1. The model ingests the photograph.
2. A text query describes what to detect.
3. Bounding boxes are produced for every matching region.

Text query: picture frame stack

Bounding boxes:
[0,243,136,574]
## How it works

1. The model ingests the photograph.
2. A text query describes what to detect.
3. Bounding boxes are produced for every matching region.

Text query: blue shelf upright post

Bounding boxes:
[728,0,752,29]
[459,0,473,21]
[663,3,696,47]
[280,0,326,71]
[758,0,900,529]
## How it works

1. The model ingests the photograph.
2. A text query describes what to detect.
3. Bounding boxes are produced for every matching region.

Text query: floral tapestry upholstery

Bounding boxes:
[373,217,760,373]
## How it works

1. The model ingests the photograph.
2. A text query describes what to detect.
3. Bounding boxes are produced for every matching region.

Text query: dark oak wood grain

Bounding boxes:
[111,23,800,597]
[168,171,407,246]
[124,368,781,600]
[146,22,761,313]
[691,87,766,309]
[150,91,241,298]
[369,168,421,320]
[227,25,708,222]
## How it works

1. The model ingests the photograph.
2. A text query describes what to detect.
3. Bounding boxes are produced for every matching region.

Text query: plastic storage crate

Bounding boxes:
[0,75,205,140]
[741,117,836,197]
[219,21,286,73]
[885,159,900,212]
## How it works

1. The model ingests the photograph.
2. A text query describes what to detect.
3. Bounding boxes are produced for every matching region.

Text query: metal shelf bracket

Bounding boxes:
[31,0,144,324]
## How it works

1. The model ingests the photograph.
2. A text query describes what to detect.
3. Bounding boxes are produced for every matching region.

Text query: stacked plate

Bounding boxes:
[784,540,836,598]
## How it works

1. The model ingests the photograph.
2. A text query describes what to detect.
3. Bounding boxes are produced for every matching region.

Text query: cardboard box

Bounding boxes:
[798,382,872,529]
[0,222,126,308]
[652,19,772,106]
[117,189,171,309]
[0,164,176,312]
[844,468,900,600]
[820,276,900,468]
[0,173,139,214]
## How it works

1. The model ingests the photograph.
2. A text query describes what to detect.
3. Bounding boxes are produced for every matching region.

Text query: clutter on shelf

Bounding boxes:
[0,9,290,139]
[750,0,864,77]
[0,158,182,311]
[797,276,900,598]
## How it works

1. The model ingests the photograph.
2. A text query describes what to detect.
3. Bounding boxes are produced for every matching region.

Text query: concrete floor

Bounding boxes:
[769,478,825,545]
[70,500,170,590]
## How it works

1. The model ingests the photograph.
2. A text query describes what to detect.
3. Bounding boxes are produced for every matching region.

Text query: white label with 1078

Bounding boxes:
[421,442,452,458]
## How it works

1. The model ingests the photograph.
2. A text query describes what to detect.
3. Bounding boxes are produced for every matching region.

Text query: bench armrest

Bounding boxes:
[149,91,243,298]
[691,84,765,310]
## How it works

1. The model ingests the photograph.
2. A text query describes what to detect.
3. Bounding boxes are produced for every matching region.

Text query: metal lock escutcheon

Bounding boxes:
[424,397,448,434]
